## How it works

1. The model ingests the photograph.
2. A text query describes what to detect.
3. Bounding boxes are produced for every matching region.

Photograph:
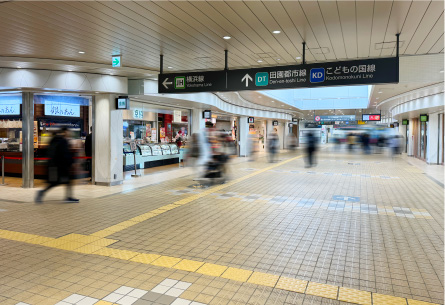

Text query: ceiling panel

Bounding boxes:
[416,13,444,54]
[369,1,394,58]
[0,0,442,74]
[318,1,347,60]
[397,1,431,55]
[355,1,374,58]
[404,1,444,54]
[299,1,336,60]
[336,1,358,59]
[379,1,412,57]
[280,1,326,62]
[428,34,444,54]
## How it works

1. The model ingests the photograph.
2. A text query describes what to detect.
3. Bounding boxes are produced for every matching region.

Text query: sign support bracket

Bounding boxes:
[302,42,306,64]
[224,50,228,71]
[396,33,400,58]
[160,54,164,74]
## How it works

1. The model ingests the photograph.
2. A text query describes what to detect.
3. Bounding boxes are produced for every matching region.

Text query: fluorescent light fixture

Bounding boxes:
[78,51,85,54]
[257,60,263,63]
[296,56,301,60]
[95,92,99,93]
[271,100,275,103]
[378,91,382,93]
[153,78,158,80]
[258,96,262,98]
[223,36,231,40]
[272,30,281,34]
[276,58,281,61]
[17,66,21,69]
[168,66,173,69]
[68,69,73,72]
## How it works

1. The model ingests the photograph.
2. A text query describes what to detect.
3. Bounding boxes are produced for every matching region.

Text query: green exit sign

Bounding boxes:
[112,55,121,67]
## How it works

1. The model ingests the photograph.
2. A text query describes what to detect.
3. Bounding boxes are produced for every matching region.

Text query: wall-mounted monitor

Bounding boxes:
[248,117,254,124]
[362,114,381,121]
[420,114,428,122]
[202,110,211,119]
[272,120,278,126]
[292,118,298,122]
[116,97,129,109]
[402,119,409,125]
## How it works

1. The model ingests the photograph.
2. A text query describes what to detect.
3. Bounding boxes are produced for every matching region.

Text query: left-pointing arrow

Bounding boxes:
[162,78,173,89]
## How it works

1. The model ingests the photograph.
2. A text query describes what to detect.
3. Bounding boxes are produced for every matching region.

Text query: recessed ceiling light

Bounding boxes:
[376,97,379,99]
[68,69,72,72]
[223,36,231,40]
[168,66,173,69]
[272,30,281,34]
[276,58,281,61]
[17,66,21,69]
[257,60,263,63]
[258,96,262,98]
[296,56,301,60]
[153,78,158,80]
[78,51,85,54]
[271,100,275,103]
[378,91,382,93]
[95,92,99,94]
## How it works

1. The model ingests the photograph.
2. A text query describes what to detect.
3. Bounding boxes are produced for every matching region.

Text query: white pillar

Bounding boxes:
[284,122,290,149]
[93,94,123,186]
[239,116,249,157]
[22,92,34,188]
[407,122,414,156]
[191,109,205,134]
[427,114,440,164]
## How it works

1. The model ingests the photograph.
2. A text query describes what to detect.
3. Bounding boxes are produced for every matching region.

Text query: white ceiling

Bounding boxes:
[0,0,443,75]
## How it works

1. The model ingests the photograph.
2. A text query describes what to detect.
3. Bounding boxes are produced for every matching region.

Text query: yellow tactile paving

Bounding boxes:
[87,238,119,247]
[220,267,253,282]
[130,253,161,264]
[41,239,70,247]
[338,287,372,305]
[107,249,140,260]
[74,244,104,254]
[173,259,204,272]
[196,263,228,277]
[94,301,114,305]
[247,271,279,287]
[150,255,182,268]
[373,293,408,305]
[306,282,339,300]
[407,299,440,305]
[26,236,55,245]
[54,241,86,251]
[275,277,308,293]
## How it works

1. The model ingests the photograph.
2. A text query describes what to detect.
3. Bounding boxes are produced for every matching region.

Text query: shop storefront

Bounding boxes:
[0,93,91,178]
[122,101,190,172]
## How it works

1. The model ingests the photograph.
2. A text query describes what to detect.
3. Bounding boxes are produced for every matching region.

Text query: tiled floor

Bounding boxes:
[0,147,443,305]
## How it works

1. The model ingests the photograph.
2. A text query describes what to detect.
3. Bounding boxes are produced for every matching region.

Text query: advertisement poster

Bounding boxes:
[160,127,165,140]
[151,128,157,142]
[145,124,151,138]
[33,121,38,148]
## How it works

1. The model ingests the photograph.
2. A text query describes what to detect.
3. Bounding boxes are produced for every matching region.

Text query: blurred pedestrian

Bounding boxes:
[35,127,79,203]
[286,133,297,151]
[267,129,279,163]
[362,133,371,154]
[85,126,92,180]
[347,133,355,151]
[305,131,317,168]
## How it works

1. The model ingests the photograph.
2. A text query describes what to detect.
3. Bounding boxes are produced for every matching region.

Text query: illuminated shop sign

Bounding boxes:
[44,101,80,117]
[362,114,381,121]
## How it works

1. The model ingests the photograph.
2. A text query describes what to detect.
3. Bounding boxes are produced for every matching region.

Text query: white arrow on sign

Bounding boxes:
[241,74,253,87]
[162,78,173,89]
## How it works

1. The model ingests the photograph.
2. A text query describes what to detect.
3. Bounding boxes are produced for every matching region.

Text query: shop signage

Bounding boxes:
[292,118,298,122]
[133,109,143,119]
[362,114,381,121]
[0,104,20,115]
[402,119,409,125]
[248,117,254,124]
[173,110,182,123]
[272,120,278,126]
[159,57,398,93]
[420,114,428,122]
[112,55,122,68]
[44,102,80,117]
[315,115,355,121]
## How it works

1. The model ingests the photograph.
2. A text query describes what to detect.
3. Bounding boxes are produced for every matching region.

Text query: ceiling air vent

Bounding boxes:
[375,41,405,50]
[309,47,330,54]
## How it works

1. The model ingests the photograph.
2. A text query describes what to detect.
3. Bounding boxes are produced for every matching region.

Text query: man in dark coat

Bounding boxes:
[306,131,317,168]
[35,127,79,203]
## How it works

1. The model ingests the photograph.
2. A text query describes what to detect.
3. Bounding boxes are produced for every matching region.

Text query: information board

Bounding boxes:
[159,57,399,94]
[362,114,381,121]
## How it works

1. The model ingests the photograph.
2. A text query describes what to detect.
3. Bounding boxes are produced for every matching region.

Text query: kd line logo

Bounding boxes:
[310,68,325,83]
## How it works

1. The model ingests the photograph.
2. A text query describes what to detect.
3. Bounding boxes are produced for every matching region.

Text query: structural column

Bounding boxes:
[93,94,123,186]
[238,116,249,157]
[191,109,205,134]
[22,92,34,188]
[427,114,439,164]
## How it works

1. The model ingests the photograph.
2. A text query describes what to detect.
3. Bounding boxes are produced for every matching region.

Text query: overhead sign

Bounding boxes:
[402,119,409,125]
[159,71,226,93]
[362,114,381,121]
[248,117,254,124]
[420,114,428,122]
[272,120,278,126]
[173,110,182,123]
[316,115,356,121]
[116,97,129,109]
[112,55,121,67]
[159,57,398,93]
